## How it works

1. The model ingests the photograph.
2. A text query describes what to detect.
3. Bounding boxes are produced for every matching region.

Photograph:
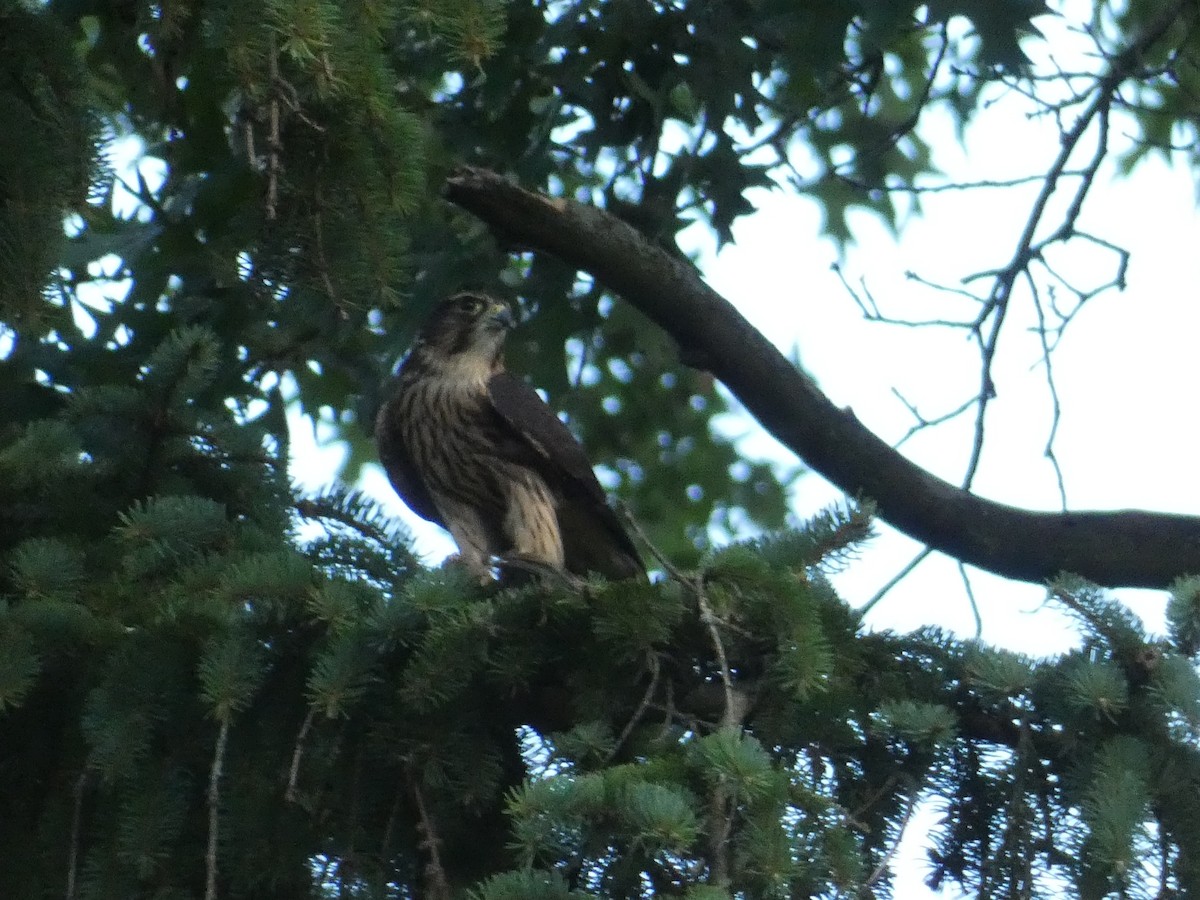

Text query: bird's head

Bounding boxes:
[409,291,515,380]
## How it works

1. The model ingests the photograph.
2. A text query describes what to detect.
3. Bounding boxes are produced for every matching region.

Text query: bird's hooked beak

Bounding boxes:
[486,300,516,332]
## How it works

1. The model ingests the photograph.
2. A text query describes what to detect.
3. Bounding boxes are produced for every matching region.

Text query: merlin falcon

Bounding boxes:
[376,292,643,582]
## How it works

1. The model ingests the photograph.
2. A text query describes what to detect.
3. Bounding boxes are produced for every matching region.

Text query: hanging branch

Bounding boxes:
[865,788,921,888]
[621,506,745,727]
[847,0,1185,497]
[65,772,87,900]
[604,652,662,765]
[285,707,316,803]
[205,718,230,900]
[705,784,734,890]
[410,777,451,900]
[266,34,282,222]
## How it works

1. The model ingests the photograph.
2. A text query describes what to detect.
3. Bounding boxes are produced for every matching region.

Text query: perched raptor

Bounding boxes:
[376,291,643,582]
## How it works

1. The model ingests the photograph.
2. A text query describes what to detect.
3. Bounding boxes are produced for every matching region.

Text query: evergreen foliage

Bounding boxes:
[1,0,1198,897]
[4,398,1199,897]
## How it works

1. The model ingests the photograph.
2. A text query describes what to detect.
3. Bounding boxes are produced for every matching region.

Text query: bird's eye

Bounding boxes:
[459,295,485,316]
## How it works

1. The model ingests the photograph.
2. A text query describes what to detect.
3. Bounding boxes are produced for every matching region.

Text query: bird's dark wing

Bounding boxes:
[486,374,610,502]
[374,394,443,527]
[487,373,643,579]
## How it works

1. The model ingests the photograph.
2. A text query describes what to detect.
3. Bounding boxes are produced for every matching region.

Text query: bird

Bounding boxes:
[375,291,643,583]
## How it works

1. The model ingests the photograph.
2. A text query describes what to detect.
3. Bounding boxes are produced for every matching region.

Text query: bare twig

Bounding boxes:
[266,45,281,222]
[285,707,316,802]
[706,786,735,889]
[956,0,1192,491]
[865,23,950,161]
[377,787,405,888]
[604,652,662,764]
[860,547,933,616]
[311,185,341,310]
[620,503,688,582]
[410,777,451,900]
[696,582,736,726]
[206,718,231,900]
[242,120,255,172]
[865,788,921,888]
[881,171,1090,194]
[891,391,980,450]
[65,772,87,900]
[903,270,986,305]
[957,562,983,640]
[1026,272,1068,508]
[620,506,739,725]
[849,773,900,823]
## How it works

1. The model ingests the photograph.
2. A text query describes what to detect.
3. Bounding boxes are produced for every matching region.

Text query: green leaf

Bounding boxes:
[470,870,574,900]
[305,630,379,718]
[1081,737,1151,881]
[875,699,958,744]
[198,628,266,721]
[1167,575,1200,657]
[1063,657,1128,721]
[965,645,1035,697]
[9,538,85,602]
[688,728,778,802]
[0,625,40,712]
[620,781,699,850]
[117,495,230,574]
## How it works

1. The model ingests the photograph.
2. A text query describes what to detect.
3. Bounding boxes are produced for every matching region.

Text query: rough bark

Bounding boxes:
[444,166,1200,590]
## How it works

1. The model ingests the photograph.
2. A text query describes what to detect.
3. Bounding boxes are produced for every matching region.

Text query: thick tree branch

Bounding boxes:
[445,166,1200,590]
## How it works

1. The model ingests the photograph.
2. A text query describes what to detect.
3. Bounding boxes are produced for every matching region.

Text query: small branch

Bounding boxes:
[311,185,341,310]
[620,507,742,726]
[957,562,983,640]
[891,392,980,450]
[955,0,1193,493]
[410,777,451,900]
[880,171,1090,194]
[622,509,745,887]
[705,785,735,890]
[620,503,688,582]
[849,773,900,823]
[285,707,316,802]
[377,787,405,888]
[860,547,933,616]
[65,772,87,900]
[903,270,986,305]
[1027,272,1068,509]
[659,680,677,742]
[266,35,282,222]
[696,582,736,726]
[604,652,662,764]
[851,22,951,167]
[865,788,921,888]
[206,718,231,900]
